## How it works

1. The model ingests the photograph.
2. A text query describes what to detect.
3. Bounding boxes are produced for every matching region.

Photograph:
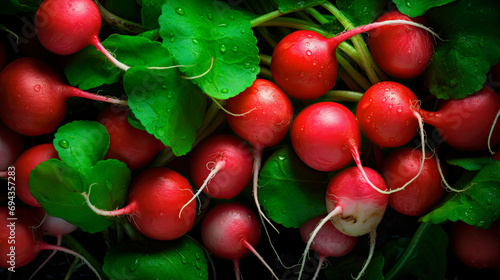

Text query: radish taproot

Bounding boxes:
[225,79,293,229]
[299,166,389,280]
[82,167,196,241]
[0,57,127,136]
[367,10,435,79]
[201,202,279,280]
[271,20,438,100]
[299,214,358,280]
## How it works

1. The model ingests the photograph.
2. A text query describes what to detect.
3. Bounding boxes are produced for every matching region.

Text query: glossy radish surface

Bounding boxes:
[368,10,434,79]
[0,121,24,170]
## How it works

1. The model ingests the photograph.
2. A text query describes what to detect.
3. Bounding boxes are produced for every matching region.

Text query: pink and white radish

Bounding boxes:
[201,202,279,280]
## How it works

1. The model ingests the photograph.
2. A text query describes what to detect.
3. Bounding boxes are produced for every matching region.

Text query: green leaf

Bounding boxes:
[258,145,329,228]
[393,0,457,17]
[141,0,166,30]
[158,0,260,99]
[446,156,496,171]
[274,0,327,13]
[337,0,388,26]
[420,160,500,228]
[53,121,109,174]
[103,236,209,280]
[65,34,173,90]
[123,67,207,156]
[424,0,500,99]
[0,0,38,15]
[29,159,130,233]
[324,251,384,280]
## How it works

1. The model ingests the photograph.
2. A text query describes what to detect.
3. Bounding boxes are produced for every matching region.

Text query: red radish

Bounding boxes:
[367,10,435,79]
[225,79,293,228]
[82,167,196,241]
[97,105,165,170]
[299,214,358,280]
[451,220,500,271]
[0,121,24,170]
[35,0,129,70]
[200,202,278,280]
[271,20,438,100]
[180,134,253,217]
[299,166,389,280]
[0,57,127,136]
[382,147,446,216]
[0,40,6,71]
[0,143,58,207]
[0,206,100,279]
[418,85,500,152]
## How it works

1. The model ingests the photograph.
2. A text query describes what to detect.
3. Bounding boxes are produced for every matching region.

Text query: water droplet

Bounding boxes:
[192,39,199,44]
[221,88,228,93]
[366,117,371,123]
[467,1,472,8]
[241,29,245,34]
[306,50,312,56]
[207,13,213,20]
[244,63,251,69]
[170,38,175,42]
[231,46,238,52]
[129,258,140,272]
[342,144,348,150]
[299,72,305,77]
[195,261,202,270]
[176,250,188,264]
[157,129,165,137]
[281,208,288,214]
[195,252,202,260]
[219,44,227,53]
[105,180,113,191]
[250,67,256,73]
[449,78,458,88]
[382,97,387,102]
[58,140,69,149]
[406,2,412,8]
[34,84,41,92]
[175,7,185,15]
[397,106,403,113]
[388,103,393,109]
[218,23,228,27]
[228,15,235,20]
[17,94,21,98]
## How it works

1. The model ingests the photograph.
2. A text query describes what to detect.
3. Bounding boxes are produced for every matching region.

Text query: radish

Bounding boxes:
[82,167,196,241]
[270,20,438,100]
[450,220,500,271]
[299,214,358,280]
[97,105,165,170]
[0,206,101,279]
[200,202,279,280]
[367,10,435,79]
[0,121,24,171]
[180,134,253,217]
[299,166,389,280]
[35,0,129,71]
[0,57,127,136]
[382,147,446,216]
[225,79,293,228]
[0,143,58,207]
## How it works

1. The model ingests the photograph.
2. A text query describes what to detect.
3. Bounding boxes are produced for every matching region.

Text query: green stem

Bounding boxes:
[250,10,285,28]
[259,53,272,67]
[62,234,107,280]
[305,7,329,25]
[322,90,363,102]
[259,67,273,80]
[64,256,80,280]
[94,0,145,34]
[385,222,433,280]
[338,67,363,92]
[119,216,145,242]
[337,53,371,90]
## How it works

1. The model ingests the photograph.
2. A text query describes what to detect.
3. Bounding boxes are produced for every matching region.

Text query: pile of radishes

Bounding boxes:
[1,0,500,279]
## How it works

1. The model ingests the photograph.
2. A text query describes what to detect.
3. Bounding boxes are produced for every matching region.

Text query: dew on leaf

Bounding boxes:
[175,7,185,15]
[176,250,188,264]
[129,258,140,272]
[449,78,459,88]
[231,46,239,52]
[219,44,227,53]
[105,180,113,192]
[207,13,213,20]
[58,140,69,149]
[221,88,228,93]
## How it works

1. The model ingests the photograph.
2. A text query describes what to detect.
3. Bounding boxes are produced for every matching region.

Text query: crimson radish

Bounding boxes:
[82,167,196,241]
[367,10,435,79]
[225,79,293,228]
[382,147,446,216]
[299,214,358,280]
[0,206,100,279]
[299,166,389,280]
[35,0,130,70]
[0,57,127,136]
[271,20,438,100]
[97,105,165,170]
[0,121,24,171]
[200,202,278,280]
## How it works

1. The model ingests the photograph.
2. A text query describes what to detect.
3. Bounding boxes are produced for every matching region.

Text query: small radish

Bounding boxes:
[382,147,446,216]
[200,202,279,280]
[0,121,24,170]
[418,84,500,152]
[82,167,196,241]
[271,20,438,100]
[0,143,58,207]
[180,134,253,217]
[299,214,358,280]
[97,105,165,170]
[299,166,389,280]
[0,57,128,136]
[225,79,293,229]
[367,10,435,79]
[35,0,129,70]
[450,220,500,271]
[0,206,101,279]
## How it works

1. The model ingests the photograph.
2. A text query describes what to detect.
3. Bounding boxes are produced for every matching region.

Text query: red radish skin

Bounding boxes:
[419,85,500,151]
[382,147,446,216]
[299,214,358,280]
[201,202,278,280]
[97,105,165,170]
[83,167,196,241]
[0,57,127,136]
[0,121,24,170]
[0,40,6,70]
[271,20,438,100]
[368,10,434,79]
[225,79,293,229]
[451,220,500,271]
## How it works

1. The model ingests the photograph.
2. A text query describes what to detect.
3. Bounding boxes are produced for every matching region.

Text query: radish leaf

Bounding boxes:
[274,0,326,13]
[393,0,456,17]
[337,0,388,26]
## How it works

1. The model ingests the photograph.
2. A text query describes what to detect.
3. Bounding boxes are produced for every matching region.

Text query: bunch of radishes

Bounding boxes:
[1,0,500,280]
